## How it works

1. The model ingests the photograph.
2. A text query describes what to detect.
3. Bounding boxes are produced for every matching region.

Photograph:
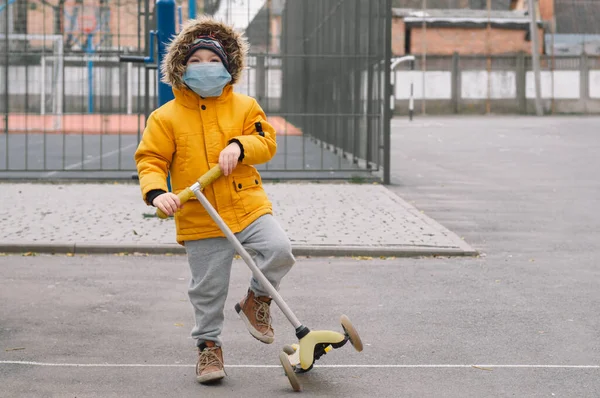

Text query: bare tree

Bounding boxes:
[38,0,68,35]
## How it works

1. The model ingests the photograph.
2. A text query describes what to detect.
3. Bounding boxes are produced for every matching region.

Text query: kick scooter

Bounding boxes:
[156,166,363,392]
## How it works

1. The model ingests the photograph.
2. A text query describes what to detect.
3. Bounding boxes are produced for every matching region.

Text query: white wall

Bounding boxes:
[461,71,517,99]
[389,69,595,100]
[3,64,600,104]
[526,71,580,99]
[394,71,452,99]
[589,71,600,99]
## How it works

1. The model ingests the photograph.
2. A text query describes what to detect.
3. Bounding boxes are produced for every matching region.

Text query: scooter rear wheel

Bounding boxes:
[340,314,363,352]
[279,351,302,392]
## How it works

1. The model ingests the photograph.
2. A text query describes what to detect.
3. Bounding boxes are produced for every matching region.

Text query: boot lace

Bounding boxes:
[254,299,272,328]
[197,347,223,375]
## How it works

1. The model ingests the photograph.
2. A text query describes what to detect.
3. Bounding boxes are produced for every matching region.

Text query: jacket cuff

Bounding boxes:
[146,189,167,206]
[228,139,245,161]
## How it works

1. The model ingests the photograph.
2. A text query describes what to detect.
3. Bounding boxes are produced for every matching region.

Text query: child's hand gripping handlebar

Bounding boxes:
[156,166,223,219]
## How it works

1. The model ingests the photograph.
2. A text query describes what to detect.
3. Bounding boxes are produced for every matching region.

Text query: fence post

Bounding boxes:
[516,51,526,114]
[409,59,414,120]
[580,53,589,100]
[383,0,392,184]
[451,52,459,114]
[156,0,176,107]
[3,0,9,136]
[255,54,266,105]
[155,0,176,190]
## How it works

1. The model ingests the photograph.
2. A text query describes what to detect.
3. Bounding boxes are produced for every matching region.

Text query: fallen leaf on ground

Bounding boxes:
[472,365,493,371]
[5,347,25,352]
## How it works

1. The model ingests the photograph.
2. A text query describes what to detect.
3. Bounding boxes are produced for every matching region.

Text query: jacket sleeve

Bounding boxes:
[229,99,277,165]
[134,111,175,205]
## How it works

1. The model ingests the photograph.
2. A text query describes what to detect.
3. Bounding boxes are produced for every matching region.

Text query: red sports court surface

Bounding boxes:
[1,114,303,136]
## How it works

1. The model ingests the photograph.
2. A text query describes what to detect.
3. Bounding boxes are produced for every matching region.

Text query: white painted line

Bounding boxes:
[44,142,138,177]
[1,361,598,369]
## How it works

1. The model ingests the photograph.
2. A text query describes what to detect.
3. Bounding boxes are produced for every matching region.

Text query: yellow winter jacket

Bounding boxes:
[134,85,277,243]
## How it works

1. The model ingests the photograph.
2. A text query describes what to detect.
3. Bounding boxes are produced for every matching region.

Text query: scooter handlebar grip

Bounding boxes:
[198,165,223,190]
[155,166,222,219]
[156,187,195,219]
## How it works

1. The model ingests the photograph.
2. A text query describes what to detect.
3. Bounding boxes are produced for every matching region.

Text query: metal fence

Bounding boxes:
[280,0,392,181]
[0,0,393,182]
[0,0,151,178]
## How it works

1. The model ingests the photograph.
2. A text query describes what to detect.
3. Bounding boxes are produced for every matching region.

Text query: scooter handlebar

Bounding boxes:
[156,165,223,219]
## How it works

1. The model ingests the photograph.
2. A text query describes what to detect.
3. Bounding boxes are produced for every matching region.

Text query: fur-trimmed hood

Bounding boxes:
[161,16,248,89]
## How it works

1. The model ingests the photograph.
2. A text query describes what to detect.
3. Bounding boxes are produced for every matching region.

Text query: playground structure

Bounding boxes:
[0,0,199,130]
[64,1,112,114]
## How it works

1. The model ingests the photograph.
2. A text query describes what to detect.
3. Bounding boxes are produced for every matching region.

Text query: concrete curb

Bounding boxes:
[0,242,478,258]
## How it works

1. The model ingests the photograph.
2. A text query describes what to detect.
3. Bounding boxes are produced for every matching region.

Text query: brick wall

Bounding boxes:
[392,18,406,56]
[538,0,555,23]
[23,0,205,50]
[397,25,544,55]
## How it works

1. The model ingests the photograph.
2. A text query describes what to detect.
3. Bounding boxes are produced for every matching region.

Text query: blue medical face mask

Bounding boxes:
[183,63,232,98]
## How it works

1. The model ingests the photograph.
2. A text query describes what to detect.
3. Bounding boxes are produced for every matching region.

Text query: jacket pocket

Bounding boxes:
[232,173,264,214]
[233,174,262,192]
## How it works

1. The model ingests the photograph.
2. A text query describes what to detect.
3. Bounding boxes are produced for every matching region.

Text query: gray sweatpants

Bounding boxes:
[184,214,295,347]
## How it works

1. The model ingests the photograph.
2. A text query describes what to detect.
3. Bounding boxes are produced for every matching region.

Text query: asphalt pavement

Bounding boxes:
[1,116,599,397]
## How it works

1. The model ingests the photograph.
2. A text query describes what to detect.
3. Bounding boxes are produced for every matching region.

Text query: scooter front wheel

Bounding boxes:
[279,351,302,392]
[340,314,363,352]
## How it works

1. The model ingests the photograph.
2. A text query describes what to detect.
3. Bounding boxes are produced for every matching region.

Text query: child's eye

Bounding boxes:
[210,59,220,63]
[189,59,199,63]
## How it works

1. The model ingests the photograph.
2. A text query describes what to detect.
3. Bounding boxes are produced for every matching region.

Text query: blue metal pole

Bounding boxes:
[189,0,196,19]
[156,0,176,107]
[155,0,177,191]
[86,33,94,114]
[0,0,16,14]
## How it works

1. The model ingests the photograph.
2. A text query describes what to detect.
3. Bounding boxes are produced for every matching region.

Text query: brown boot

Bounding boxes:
[196,341,226,384]
[235,289,274,344]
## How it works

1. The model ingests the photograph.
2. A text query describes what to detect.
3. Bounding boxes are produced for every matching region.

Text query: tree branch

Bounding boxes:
[38,0,58,9]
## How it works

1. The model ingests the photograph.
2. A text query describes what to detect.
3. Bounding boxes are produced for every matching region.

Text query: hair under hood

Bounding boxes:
[161,16,248,90]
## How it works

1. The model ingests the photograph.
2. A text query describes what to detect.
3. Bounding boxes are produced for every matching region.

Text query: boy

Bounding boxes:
[134,16,295,384]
